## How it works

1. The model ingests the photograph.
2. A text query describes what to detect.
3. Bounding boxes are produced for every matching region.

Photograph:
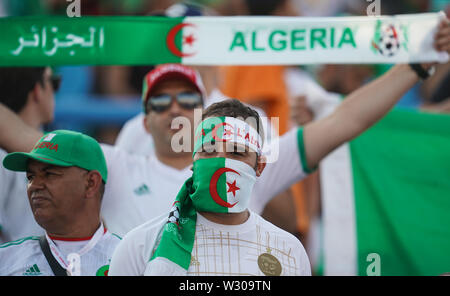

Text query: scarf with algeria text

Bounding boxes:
[148,117,261,274]
[2,13,447,66]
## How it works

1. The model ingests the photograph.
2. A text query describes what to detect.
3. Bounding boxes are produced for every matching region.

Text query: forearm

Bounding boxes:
[335,64,418,139]
[0,104,42,152]
[304,64,419,169]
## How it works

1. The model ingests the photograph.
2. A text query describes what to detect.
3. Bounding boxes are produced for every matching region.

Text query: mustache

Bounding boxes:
[30,190,51,200]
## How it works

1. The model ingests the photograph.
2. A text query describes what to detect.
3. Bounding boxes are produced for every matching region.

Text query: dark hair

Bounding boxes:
[0,67,46,113]
[202,98,265,143]
[245,0,286,15]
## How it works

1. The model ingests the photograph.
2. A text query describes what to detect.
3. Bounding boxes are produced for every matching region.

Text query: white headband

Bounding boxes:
[194,116,263,155]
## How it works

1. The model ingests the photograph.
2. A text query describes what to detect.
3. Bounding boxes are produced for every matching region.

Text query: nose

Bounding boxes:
[168,99,183,115]
[27,175,46,193]
[213,142,230,158]
[216,150,227,158]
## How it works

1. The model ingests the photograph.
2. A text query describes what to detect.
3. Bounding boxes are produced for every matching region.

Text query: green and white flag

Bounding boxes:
[321,109,450,276]
[0,12,448,66]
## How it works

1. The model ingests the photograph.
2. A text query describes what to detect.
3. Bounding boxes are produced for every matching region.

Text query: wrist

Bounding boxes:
[408,63,435,80]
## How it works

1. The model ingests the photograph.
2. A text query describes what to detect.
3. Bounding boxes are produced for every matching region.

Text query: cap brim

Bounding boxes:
[146,72,202,101]
[3,152,73,172]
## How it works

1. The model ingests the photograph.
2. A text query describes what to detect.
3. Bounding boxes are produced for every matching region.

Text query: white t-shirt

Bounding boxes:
[0,149,44,244]
[0,224,120,276]
[109,211,311,276]
[114,112,155,157]
[100,127,308,237]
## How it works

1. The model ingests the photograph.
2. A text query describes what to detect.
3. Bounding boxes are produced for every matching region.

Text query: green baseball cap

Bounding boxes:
[3,130,107,183]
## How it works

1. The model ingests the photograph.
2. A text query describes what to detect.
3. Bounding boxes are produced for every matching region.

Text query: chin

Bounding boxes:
[33,209,53,228]
[42,117,54,126]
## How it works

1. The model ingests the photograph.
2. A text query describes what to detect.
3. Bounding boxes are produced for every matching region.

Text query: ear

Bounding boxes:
[84,171,103,200]
[143,113,152,134]
[255,155,266,177]
[30,82,43,105]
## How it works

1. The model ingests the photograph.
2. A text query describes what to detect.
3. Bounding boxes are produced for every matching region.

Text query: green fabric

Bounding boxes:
[296,127,316,174]
[3,129,108,183]
[150,157,229,270]
[0,16,182,66]
[191,158,230,213]
[350,109,450,276]
[150,177,197,270]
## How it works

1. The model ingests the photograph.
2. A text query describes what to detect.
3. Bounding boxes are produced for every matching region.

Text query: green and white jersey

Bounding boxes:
[100,127,309,238]
[0,148,44,244]
[109,211,311,276]
[0,224,120,276]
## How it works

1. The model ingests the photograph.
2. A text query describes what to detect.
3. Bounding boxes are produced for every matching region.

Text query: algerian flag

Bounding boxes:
[0,13,447,66]
[191,157,256,214]
[321,109,450,276]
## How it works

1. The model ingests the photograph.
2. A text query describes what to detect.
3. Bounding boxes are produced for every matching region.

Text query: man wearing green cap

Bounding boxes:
[0,130,120,276]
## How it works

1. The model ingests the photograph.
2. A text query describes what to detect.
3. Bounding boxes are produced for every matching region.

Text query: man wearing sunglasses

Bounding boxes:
[142,64,205,171]
[0,66,60,244]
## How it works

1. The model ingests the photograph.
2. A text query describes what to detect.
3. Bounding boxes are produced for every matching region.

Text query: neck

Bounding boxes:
[155,148,193,170]
[18,109,42,130]
[199,210,250,225]
[46,219,102,240]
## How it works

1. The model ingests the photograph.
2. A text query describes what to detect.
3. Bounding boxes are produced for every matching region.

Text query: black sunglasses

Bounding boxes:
[50,75,61,92]
[146,92,203,113]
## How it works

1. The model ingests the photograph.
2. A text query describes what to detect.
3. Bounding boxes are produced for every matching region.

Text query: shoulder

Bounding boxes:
[0,235,40,250]
[114,213,168,260]
[100,143,151,169]
[103,231,122,247]
[115,113,155,155]
[0,236,41,273]
[251,213,311,275]
[0,147,8,158]
[252,212,306,249]
[0,147,7,158]
[120,113,146,130]
[109,214,167,276]
[122,213,167,247]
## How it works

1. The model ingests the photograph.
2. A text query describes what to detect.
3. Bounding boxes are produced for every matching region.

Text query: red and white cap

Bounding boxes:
[142,64,206,110]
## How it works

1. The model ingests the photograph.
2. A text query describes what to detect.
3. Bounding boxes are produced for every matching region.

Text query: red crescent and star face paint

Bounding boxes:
[190,157,256,213]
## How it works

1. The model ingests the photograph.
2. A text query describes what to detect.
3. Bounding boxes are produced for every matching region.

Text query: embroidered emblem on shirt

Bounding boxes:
[134,184,150,196]
[257,248,282,276]
[96,264,110,276]
[23,264,43,276]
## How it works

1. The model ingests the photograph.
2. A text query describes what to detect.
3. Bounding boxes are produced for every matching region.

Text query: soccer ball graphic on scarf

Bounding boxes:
[375,24,401,57]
